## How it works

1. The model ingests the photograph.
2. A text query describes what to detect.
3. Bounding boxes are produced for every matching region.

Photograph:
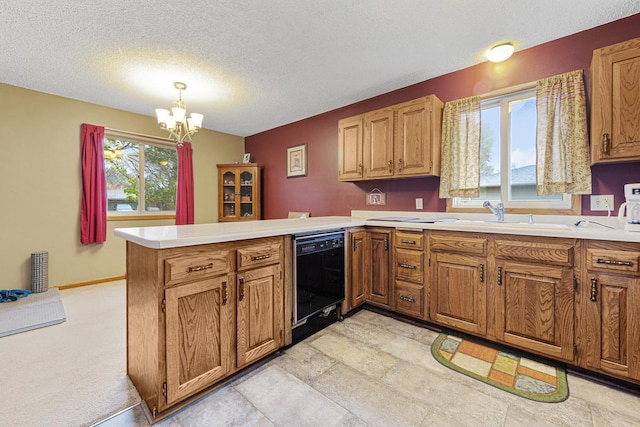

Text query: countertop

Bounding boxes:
[114,211,640,249]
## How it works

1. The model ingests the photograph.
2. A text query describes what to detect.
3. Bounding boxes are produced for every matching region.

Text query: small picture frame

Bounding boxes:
[366,188,387,205]
[286,143,307,178]
[242,153,251,163]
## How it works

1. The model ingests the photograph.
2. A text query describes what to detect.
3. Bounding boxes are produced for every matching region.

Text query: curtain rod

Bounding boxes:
[478,80,536,100]
[104,127,175,145]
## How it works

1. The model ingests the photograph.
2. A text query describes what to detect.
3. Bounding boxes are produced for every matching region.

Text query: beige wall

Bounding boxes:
[0,84,245,289]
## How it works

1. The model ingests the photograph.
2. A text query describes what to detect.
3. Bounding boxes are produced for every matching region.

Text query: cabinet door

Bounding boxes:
[238,169,260,220]
[495,261,574,361]
[363,108,394,179]
[591,37,640,163]
[338,116,364,181]
[430,253,486,335]
[349,230,367,309]
[366,230,391,307]
[395,98,433,176]
[219,169,238,220]
[581,273,640,380]
[237,264,284,367]
[165,274,234,405]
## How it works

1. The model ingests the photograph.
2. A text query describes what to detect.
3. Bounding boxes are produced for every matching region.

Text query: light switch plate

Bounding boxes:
[416,198,423,209]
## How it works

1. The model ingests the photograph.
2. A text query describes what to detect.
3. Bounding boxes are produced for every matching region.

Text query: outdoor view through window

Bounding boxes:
[453,89,570,210]
[103,136,177,214]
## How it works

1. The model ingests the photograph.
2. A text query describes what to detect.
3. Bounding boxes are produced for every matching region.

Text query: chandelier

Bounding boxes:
[155,82,204,146]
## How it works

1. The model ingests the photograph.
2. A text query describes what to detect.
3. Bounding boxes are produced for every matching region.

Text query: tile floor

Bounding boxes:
[97,310,640,427]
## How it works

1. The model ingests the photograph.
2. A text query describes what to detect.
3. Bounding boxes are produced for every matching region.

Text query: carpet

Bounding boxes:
[0,287,66,338]
[431,332,569,403]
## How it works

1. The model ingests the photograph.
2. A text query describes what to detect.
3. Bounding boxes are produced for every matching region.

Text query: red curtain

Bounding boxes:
[80,124,107,244]
[176,142,195,225]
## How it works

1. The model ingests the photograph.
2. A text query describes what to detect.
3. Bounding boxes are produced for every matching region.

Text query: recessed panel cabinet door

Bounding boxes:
[165,274,235,405]
[237,264,284,367]
[494,261,574,361]
[395,98,433,176]
[430,253,486,335]
[363,108,395,179]
[367,230,391,307]
[349,229,367,309]
[338,116,364,181]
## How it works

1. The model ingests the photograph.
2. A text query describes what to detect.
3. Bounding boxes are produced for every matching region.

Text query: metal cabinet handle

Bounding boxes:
[358,163,363,175]
[398,159,404,172]
[596,258,633,267]
[602,133,610,155]
[399,263,417,270]
[479,263,484,283]
[188,263,213,272]
[497,266,503,286]
[400,239,416,245]
[251,254,272,261]
[222,281,228,305]
[388,159,393,173]
[590,277,597,302]
[353,237,362,251]
[239,278,245,301]
[384,235,389,251]
[399,295,416,303]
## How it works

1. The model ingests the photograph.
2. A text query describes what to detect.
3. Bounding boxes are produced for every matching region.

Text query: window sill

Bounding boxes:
[446,195,582,216]
[108,214,176,222]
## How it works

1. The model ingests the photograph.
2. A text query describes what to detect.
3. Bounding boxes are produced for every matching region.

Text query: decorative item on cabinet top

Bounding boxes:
[338,94,443,181]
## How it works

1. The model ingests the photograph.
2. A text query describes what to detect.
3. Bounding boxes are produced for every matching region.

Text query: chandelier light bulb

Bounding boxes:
[155,82,204,145]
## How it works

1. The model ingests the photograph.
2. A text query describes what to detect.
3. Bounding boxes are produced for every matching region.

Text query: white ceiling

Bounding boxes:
[1,1,639,137]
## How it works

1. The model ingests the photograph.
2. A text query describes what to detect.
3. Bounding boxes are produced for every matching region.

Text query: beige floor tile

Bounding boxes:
[566,374,640,422]
[273,341,337,382]
[235,365,350,426]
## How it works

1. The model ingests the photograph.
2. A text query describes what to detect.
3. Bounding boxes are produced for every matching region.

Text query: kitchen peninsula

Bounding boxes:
[116,213,640,421]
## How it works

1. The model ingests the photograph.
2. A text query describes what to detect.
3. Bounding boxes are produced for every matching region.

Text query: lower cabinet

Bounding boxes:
[367,229,392,308]
[429,232,487,335]
[126,236,285,420]
[393,230,426,319]
[577,240,640,381]
[348,228,367,310]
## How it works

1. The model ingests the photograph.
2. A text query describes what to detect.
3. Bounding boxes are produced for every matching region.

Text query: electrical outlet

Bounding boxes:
[415,198,423,209]
[590,195,614,211]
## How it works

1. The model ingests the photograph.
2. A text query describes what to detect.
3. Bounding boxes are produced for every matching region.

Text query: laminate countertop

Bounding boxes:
[114,212,640,249]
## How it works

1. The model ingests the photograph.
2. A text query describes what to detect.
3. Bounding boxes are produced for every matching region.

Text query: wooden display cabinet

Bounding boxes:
[218,164,261,222]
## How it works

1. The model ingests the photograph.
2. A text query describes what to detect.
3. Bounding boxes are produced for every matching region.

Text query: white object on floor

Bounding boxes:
[0,287,66,338]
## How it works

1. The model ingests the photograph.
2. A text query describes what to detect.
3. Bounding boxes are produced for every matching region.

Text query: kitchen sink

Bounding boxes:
[456,220,572,230]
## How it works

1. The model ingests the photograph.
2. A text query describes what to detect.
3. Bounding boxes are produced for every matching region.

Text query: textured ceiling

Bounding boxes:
[1,1,639,137]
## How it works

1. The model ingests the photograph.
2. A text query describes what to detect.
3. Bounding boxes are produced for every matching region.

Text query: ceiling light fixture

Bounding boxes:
[487,42,515,63]
[155,82,204,146]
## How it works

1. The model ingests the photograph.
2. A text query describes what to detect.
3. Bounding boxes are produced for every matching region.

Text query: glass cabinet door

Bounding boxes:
[222,171,237,219]
[239,171,254,218]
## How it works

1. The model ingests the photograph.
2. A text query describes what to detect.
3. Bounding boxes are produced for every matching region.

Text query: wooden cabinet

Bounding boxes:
[590,37,640,163]
[577,241,640,381]
[393,229,426,319]
[338,95,443,181]
[493,237,576,361]
[126,236,285,420]
[217,164,261,221]
[366,229,392,308]
[338,116,364,181]
[347,228,367,310]
[429,232,487,335]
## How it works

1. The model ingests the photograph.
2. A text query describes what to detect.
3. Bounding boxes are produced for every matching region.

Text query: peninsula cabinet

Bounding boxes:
[577,240,640,382]
[217,164,261,222]
[338,94,443,181]
[126,236,285,420]
[493,237,577,362]
[590,37,640,164]
[429,232,487,335]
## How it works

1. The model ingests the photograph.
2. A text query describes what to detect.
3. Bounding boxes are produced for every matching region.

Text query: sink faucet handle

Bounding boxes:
[528,214,534,224]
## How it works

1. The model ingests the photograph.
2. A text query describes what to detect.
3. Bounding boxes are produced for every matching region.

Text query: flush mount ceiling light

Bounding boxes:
[155,82,204,146]
[487,42,515,63]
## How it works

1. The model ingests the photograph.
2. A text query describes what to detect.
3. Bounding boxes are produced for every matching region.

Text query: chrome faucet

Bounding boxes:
[483,201,505,222]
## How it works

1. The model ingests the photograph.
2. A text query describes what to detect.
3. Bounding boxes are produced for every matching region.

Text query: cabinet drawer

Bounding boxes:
[394,280,424,318]
[495,239,574,267]
[164,250,233,286]
[395,230,424,250]
[237,240,282,271]
[586,248,640,275]
[395,249,424,283]
[430,234,486,256]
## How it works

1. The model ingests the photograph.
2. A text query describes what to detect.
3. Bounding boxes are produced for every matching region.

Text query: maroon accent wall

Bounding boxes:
[246,14,640,219]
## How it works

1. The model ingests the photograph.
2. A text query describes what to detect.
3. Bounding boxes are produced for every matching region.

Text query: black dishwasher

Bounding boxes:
[292,230,345,343]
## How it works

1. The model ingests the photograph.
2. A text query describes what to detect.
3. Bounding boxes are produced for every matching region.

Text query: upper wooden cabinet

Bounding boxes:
[338,95,443,181]
[591,37,640,164]
[217,164,261,222]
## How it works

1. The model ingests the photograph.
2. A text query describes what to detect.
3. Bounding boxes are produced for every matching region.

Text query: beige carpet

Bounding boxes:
[0,281,140,427]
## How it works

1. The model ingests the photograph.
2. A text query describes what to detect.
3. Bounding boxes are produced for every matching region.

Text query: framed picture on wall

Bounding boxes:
[242,153,251,163]
[286,143,307,178]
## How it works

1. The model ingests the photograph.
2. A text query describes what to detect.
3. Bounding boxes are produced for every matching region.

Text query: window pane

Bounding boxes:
[143,144,177,211]
[480,104,500,200]
[104,139,139,212]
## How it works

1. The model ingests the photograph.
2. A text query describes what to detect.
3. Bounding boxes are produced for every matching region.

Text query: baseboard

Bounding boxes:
[57,275,125,290]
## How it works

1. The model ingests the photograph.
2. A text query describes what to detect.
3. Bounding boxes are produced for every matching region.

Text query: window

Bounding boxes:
[104,134,177,217]
[451,88,573,211]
